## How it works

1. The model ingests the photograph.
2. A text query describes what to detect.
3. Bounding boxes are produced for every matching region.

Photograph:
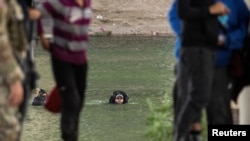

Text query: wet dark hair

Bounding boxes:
[39,89,47,96]
[109,90,129,104]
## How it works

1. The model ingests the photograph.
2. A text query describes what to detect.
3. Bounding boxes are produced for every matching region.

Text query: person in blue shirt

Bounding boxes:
[168,0,250,140]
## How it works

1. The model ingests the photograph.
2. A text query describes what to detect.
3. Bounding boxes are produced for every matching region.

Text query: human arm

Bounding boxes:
[37,19,50,51]
[17,0,28,19]
[168,0,181,37]
[0,40,24,107]
[177,0,230,20]
[0,10,24,107]
[226,0,250,50]
[15,0,42,20]
[8,80,23,106]
[29,0,55,51]
[28,0,56,20]
[0,43,24,107]
[28,8,41,20]
[168,0,182,60]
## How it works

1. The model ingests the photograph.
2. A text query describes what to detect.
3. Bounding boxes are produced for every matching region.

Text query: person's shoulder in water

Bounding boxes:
[109,90,129,104]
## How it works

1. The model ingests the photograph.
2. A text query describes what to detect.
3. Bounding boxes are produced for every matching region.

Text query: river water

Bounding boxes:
[22,36,175,141]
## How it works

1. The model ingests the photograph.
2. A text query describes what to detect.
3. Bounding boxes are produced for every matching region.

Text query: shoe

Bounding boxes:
[173,133,189,141]
[173,132,202,141]
[188,133,202,141]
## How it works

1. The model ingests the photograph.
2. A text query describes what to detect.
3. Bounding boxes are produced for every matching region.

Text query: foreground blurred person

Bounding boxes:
[169,0,250,140]
[173,0,231,140]
[28,0,92,140]
[0,0,26,140]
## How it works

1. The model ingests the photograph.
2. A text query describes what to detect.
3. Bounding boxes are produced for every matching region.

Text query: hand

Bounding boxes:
[39,35,51,51]
[218,34,226,46]
[8,80,23,107]
[28,8,41,20]
[209,2,230,15]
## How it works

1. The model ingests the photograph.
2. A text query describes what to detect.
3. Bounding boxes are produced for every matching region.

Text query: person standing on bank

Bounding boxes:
[174,0,230,140]
[169,0,250,140]
[0,0,25,140]
[28,0,92,140]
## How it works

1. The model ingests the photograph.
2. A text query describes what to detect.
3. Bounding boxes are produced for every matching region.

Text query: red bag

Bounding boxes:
[44,86,61,113]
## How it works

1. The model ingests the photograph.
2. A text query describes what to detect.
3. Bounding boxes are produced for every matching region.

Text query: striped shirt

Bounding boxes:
[37,0,92,64]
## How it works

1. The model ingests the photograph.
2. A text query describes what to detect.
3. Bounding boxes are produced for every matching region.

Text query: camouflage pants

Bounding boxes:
[0,86,21,141]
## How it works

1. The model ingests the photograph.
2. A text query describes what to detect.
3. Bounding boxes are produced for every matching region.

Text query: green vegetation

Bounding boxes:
[146,93,174,141]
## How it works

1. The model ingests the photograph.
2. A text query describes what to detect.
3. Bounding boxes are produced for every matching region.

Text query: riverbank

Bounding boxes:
[90,0,173,36]
[34,0,174,37]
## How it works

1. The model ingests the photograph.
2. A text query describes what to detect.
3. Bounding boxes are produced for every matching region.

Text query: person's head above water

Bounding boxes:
[115,94,124,104]
[109,91,129,104]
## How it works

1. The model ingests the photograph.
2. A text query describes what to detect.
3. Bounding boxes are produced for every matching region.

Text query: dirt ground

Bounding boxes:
[90,0,174,35]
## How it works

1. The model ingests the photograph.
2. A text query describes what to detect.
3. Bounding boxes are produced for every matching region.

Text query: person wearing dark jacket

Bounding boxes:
[173,0,232,141]
[170,0,250,139]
